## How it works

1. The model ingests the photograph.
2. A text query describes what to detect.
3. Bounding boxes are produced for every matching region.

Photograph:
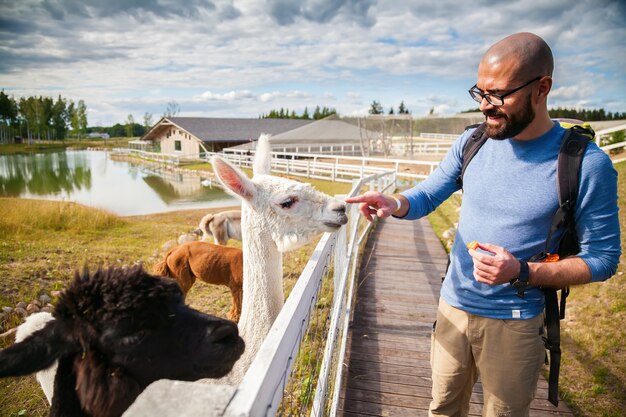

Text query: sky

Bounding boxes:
[1,0,625,127]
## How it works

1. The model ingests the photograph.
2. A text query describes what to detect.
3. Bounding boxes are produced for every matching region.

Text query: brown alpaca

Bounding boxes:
[154,241,243,322]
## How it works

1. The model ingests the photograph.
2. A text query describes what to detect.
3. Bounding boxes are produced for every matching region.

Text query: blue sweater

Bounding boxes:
[401,122,620,319]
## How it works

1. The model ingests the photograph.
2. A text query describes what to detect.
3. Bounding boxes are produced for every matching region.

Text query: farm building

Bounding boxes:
[140,117,314,159]
[226,118,380,155]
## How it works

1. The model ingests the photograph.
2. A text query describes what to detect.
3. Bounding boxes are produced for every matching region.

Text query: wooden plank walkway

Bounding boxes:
[338,216,573,416]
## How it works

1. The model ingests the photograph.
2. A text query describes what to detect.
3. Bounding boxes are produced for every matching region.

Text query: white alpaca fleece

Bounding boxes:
[15,312,56,404]
[210,134,348,385]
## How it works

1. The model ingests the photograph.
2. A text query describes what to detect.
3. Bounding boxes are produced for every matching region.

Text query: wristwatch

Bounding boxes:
[510,259,530,299]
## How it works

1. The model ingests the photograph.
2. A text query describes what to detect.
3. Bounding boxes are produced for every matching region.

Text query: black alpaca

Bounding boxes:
[0,265,245,417]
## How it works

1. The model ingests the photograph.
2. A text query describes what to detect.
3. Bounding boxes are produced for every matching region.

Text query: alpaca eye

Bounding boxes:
[119,330,148,346]
[280,197,298,209]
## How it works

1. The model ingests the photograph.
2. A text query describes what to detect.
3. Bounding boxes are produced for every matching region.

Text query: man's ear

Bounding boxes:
[212,156,256,202]
[537,75,552,99]
[0,320,68,377]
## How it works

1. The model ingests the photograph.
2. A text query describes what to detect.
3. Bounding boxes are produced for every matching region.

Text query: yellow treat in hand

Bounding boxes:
[467,241,479,250]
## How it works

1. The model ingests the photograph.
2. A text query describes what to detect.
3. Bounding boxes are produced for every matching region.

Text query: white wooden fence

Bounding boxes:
[112,147,439,183]
[124,170,397,417]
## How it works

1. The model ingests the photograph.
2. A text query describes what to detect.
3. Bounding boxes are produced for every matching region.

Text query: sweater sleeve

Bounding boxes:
[574,146,621,281]
[399,130,470,220]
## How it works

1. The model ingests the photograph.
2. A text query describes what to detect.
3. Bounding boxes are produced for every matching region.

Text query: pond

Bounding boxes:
[0,150,240,216]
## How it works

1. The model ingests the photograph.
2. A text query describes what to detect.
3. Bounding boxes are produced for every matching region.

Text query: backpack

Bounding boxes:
[456,121,593,407]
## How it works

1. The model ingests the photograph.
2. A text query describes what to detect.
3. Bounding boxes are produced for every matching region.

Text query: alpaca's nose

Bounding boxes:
[209,321,239,343]
[329,201,346,214]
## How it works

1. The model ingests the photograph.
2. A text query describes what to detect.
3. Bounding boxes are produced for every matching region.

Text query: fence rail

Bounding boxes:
[124,171,396,417]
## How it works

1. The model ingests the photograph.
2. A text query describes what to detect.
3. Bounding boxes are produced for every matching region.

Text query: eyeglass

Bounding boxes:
[468,76,542,106]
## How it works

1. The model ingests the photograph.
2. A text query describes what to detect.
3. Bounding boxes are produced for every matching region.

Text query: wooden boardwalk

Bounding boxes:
[338,216,573,416]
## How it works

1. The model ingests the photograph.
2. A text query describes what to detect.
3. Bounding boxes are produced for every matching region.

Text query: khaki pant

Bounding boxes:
[429,298,545,417]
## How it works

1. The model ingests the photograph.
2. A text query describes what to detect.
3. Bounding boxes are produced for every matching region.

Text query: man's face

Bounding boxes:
[483,92,535,140]
[476,60,537,140]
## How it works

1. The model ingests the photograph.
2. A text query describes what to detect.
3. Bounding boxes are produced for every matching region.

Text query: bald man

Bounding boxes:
[346,33,620,416]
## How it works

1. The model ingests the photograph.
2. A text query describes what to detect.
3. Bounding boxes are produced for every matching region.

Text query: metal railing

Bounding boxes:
[125,170,396,417]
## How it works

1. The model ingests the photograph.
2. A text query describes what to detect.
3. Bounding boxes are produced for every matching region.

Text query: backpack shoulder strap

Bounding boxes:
[542,125,590,407]
[537,126,591,257]
[557,126,592,212]
[456,122,488,188]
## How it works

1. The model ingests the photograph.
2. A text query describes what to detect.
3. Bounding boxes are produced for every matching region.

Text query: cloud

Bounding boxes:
[551,84,597,101]
[0,0,624,126]
[39,0,219,20]
[259,91,311,102]
[194,90,255,101]
[192,89,312,104]
[268,0,376,26]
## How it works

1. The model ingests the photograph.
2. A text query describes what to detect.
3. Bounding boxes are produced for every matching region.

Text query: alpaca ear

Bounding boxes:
[0,320,68,378]
[75,351,143,417]
[253,134,272,176]
[49,355,84,417]
[212,156,256,202]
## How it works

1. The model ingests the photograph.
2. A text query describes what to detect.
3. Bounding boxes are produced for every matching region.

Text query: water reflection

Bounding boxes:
[0,150,239,216]
[0,152,92,197]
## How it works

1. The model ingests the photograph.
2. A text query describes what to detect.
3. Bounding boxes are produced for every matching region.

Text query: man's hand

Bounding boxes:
[468,242,520,285]
[344,191,398,222]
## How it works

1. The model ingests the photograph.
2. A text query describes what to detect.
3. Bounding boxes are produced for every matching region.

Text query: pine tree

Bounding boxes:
[369,100,383,115]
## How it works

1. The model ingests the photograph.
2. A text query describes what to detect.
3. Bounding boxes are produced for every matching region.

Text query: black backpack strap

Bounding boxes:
[543,288,562,406]
[442,123,488,281]
[542,126,590,407]
[456,123,488,189]
[557,126,591,225]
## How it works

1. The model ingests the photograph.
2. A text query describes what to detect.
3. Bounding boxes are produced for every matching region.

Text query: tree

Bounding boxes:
[76,100,88,138]
[313,106,336,119]
[125,114,135,137]
[19,96,40,143]
[67,100,77,138]
[163,101,180,118]
[143,112,153,131]
[302,107,310,119]
[398,101,410,114]
[313,106,321,120]
[51,95,68,140]
[369,100,383,115]
[0,90,18,143]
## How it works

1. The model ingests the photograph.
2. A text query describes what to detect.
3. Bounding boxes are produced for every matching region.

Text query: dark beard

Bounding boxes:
[483,94,535,140]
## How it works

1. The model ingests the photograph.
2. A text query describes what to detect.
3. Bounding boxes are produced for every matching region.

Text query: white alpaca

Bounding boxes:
[15,312,56,404]
[211,134,348,383]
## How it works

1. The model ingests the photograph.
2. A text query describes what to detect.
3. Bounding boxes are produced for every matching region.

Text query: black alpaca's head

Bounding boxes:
[0,265,245,417]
